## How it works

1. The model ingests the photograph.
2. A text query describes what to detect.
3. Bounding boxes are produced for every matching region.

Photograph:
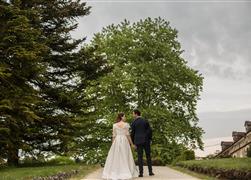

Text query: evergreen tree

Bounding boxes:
[0,0,110,165]
[0,0,47,165]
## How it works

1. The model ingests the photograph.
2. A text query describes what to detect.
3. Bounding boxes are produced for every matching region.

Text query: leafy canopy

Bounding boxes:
[88,17,204,164]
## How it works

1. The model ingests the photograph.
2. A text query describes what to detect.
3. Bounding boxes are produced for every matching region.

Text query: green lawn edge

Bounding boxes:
[168,165,217,180]
[0,163,100,180]
[176,158,251,171]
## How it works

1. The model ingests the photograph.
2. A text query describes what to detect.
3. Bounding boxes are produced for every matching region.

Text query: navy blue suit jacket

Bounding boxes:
[130,117,152,145]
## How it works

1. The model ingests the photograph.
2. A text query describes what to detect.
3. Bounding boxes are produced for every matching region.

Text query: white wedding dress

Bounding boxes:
[102,122,138,180]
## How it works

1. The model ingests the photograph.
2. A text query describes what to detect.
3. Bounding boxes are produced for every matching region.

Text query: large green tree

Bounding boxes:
[89,17,204,164]
[0,0,48,165]
[0,0,110,165]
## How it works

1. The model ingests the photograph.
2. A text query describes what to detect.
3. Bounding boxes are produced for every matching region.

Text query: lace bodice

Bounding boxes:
[112,122,130,137]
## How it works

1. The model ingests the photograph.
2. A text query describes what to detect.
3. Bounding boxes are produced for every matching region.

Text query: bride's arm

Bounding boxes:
[127,135,136,149]
[126,135,134,146]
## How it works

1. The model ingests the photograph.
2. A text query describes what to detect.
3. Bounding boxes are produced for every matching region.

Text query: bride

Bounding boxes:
[102,112,138,180]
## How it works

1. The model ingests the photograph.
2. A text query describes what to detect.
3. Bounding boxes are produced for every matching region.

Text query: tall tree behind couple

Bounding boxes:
[102,109,154,179]
[88,17,204,166]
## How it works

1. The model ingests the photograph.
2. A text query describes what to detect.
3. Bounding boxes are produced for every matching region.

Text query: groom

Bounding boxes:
[130,109,154,177]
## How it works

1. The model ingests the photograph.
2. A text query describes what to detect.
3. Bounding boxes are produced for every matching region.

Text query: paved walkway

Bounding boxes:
[82,166,199,180]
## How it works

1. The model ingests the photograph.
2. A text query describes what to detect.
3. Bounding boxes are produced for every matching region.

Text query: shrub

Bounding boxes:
[183,150,195,160]
[21,157,39,165]
[47,156,75,165]
[172,150,195,164]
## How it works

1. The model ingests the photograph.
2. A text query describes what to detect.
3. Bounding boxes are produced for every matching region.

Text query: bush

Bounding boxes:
[175,159,251,179]
[183,150,195,160]
[172,150,195,164]
[21,157,40,165]
[19,154,47,166]
[47,156,75,165]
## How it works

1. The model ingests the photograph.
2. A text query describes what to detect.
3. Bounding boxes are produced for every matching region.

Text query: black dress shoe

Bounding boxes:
[138,174,143,177]
[149,172,155,176]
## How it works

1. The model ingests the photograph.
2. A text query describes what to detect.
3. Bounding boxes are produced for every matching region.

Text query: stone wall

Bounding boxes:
[217,120,251,158]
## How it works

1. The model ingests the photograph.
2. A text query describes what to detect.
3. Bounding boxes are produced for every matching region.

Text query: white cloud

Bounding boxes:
[197,76,251,113]
[72,1,251,142]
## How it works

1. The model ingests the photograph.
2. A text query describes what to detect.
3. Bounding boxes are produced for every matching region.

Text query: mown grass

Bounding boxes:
[169,165,217,180]
[176,158,251,171]
[0,163,99,180]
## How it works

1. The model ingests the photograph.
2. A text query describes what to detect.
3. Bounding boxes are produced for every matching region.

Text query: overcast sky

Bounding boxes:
[71,0,251,156]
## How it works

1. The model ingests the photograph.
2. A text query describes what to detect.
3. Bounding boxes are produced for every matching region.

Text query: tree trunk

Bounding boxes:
[7,147,19,166]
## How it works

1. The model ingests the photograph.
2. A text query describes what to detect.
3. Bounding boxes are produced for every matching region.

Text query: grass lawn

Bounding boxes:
[176,158,251,171]
[169,165,217,180]
[0,163,99,180]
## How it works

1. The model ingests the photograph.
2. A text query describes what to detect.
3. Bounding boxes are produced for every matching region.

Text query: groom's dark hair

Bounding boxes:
[133,109,141,116]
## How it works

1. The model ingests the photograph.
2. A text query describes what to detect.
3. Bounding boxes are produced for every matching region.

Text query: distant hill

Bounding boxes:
[198,108,251,139]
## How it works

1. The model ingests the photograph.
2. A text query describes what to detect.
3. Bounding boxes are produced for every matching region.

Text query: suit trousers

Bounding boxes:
[136,142,153,175]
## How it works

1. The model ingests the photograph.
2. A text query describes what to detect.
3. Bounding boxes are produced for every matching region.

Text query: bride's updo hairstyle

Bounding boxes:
[116,112,125,123]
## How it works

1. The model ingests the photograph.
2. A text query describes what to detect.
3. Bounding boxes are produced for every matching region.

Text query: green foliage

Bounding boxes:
[86,17,204,164]
[47,156,75,165]
[176,158,251,171]
[183,150,196,160]
[1,1,204,166]
[172,150,195,164]
[0,0,110,166]
[0,0,48,166]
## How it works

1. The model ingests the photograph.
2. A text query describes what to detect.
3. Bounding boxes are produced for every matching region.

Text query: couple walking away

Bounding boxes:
[102,109,155,180]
